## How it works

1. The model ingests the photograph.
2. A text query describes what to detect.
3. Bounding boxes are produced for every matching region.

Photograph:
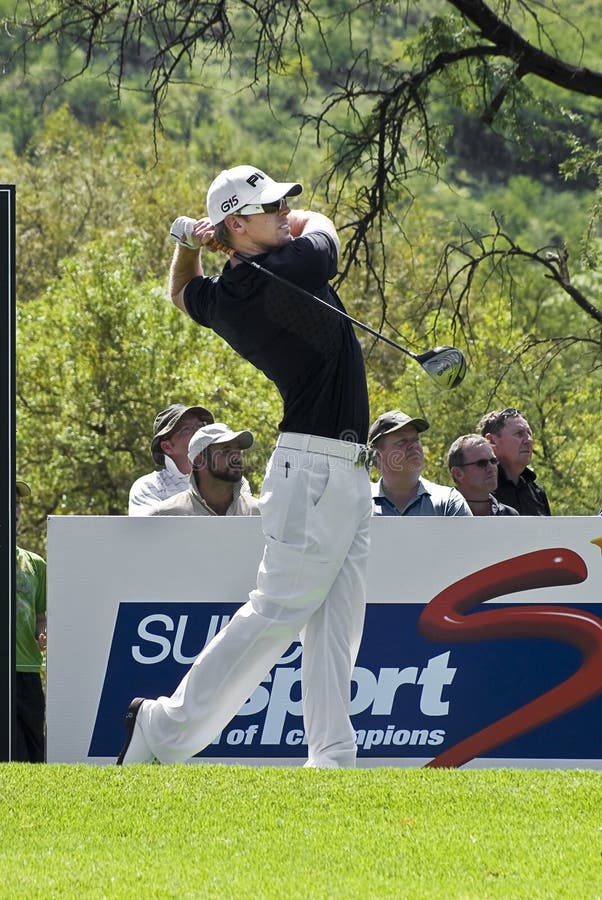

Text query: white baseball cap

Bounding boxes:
[188,423,254,462]
[206,165,303,225]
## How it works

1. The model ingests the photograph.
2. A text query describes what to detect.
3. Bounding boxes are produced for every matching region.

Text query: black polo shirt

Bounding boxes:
[183,231,369,443]
[493,465,551,516]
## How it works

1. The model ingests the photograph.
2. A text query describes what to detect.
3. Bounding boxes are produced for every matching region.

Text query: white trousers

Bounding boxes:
[139,433,373,766]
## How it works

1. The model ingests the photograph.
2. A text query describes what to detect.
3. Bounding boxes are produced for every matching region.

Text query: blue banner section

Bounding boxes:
[90,602,602,761]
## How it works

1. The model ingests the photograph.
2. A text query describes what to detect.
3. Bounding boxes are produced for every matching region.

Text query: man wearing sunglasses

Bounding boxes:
[477,408,551,516]
[447,434,519,517]
[117,164,372,768]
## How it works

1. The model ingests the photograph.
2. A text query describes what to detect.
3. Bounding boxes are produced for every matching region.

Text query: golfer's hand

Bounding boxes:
[170,216,215,250]
[196,218,217,247]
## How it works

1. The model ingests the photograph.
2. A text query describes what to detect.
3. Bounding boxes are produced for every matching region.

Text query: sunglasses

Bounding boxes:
[459,457,499,469]
[490,408,523,429]
[236,197,289,216]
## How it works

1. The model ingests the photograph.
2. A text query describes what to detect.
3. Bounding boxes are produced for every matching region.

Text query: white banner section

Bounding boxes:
[47,515,602,768]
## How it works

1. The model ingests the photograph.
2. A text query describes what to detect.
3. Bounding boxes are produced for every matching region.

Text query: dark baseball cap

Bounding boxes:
[151,404,215,465]
[16,479,31,498]
[368,410,430,446]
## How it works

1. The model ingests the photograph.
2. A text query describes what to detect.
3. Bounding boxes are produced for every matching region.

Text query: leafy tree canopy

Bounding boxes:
[3,1,600,327]
[3,1,601,545]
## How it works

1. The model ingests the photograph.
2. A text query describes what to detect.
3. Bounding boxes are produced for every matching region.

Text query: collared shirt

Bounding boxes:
[493,465,551,516]
[183,231,369,443]
[147,472,260,517]
[128,455,190,516]
[371,477,472,516]
[16,546,46,672]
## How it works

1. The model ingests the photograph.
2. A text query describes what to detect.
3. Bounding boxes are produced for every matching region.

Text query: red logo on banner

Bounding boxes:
[419,545,602,768]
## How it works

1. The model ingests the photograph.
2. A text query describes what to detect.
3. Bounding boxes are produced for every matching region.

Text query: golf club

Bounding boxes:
[169,220,467,389]
[232,250,467,390]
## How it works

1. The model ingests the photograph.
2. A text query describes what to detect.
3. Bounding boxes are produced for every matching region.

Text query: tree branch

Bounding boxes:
[431,214,602,350]
[448,0,602,98]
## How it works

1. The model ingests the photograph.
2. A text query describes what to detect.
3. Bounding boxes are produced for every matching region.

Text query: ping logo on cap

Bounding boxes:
[246,172,265,188]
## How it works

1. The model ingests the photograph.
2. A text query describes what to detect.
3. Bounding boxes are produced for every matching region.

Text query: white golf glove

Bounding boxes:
[169,216,199,249]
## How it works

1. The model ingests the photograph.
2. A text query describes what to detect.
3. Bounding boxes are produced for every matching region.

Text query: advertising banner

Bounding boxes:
[47,515,602,768]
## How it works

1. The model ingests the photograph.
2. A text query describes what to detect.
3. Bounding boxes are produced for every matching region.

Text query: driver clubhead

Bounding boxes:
[418,346,467,389]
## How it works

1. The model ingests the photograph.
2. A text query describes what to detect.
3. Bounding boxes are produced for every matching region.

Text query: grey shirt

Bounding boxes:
[371,477,472,516]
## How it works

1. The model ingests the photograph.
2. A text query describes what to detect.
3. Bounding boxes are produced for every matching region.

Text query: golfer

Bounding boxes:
[118,164,372,767]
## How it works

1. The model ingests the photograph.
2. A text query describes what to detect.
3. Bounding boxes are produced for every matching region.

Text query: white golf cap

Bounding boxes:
[206,165,303,225]
[188,422,254,462]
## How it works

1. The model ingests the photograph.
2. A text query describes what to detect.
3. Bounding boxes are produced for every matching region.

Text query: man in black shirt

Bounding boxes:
[477,409,551,516]
[118,164,372,767]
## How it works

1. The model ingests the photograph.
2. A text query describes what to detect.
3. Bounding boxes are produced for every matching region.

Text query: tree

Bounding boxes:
[3,0,601,359]
[16,235,282,553]
[5,1,602,538]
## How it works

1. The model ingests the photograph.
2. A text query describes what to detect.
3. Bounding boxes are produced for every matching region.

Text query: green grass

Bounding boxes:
[1,765,601,898]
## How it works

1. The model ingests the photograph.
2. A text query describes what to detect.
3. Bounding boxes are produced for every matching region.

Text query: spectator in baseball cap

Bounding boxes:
[16,480,31,499]
[368,409,472,517]
[128,403,214,515]
[148,423,259,517]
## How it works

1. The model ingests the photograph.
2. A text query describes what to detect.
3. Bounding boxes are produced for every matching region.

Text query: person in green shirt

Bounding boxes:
[15,480,47,762]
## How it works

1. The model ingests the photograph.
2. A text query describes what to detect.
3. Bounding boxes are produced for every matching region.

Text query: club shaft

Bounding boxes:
[233,252,418,361]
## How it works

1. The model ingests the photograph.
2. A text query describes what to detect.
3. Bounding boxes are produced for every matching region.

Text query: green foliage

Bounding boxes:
[560,135,602,268]
[16,237,281,553]
[360,219,602,517]
[5,1,602,546]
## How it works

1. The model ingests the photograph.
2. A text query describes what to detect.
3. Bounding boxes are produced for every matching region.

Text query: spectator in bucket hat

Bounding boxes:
[128,403,214,515]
